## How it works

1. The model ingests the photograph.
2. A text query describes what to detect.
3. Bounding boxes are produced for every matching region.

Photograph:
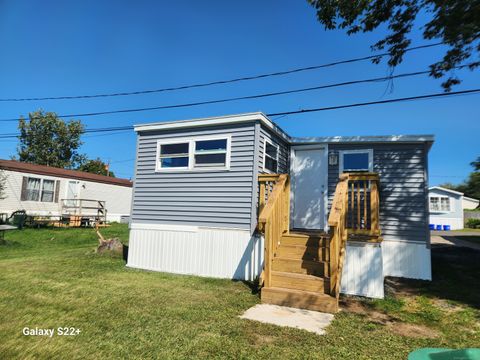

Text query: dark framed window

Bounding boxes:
[264,141,278,173]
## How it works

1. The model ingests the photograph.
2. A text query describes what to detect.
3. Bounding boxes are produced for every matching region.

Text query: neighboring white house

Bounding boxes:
[428,186,479,230]
[0,159,133,222]
[463,196,479,210]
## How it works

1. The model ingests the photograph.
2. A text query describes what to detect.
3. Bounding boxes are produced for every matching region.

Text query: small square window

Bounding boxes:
[340,150,372,173]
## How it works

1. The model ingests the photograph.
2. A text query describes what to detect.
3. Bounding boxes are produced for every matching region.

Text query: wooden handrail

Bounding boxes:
[328,172,381,299]
[257,174,290,288]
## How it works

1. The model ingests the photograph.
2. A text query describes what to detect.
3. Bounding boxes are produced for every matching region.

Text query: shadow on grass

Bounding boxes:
[232,279,260,295]
[382,245,480,309]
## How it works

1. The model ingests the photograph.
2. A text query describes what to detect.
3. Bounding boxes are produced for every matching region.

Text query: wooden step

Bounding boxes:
[271,271,326,293]
[261,287,338,313]
[272,257,326,276]
[276,244,327,262]
[281,233,328,247]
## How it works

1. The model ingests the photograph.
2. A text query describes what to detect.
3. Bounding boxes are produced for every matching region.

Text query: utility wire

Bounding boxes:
[1,65,468,123]
[1,87,479,139]
[0,43,442,102]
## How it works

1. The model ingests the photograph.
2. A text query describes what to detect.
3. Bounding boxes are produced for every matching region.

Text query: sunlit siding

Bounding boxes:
[131,123,256,229]
[328,143,429,244]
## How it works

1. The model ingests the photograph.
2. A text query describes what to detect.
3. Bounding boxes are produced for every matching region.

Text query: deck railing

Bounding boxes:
[257,174,290,287]
[61,198,107,226]
[328,172,381,298]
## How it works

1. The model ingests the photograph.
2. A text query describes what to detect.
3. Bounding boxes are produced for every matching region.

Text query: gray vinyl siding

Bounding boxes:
[328,143,429,244]
[258,124,290,174]
[132,123,256,229]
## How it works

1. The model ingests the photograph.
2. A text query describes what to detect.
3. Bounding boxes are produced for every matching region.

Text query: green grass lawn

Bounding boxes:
[1,224,479,359]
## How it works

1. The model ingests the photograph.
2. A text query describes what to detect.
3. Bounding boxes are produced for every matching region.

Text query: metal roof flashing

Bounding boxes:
[134,112,291,142]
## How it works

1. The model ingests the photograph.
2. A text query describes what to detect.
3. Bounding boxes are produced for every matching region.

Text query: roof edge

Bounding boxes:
[429,186,463,196]
[0,160,132,187]
[291,134,435,144]
[133,112,291,142]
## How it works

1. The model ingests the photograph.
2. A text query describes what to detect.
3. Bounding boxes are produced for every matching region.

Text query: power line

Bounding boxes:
[1,65,466,123]
[266,88,480,117]
[0,43,443,102]
[1,87,479,139]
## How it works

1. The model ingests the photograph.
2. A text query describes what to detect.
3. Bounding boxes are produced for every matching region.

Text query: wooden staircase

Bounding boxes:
[261,231,338,313]
[257,173,381,314]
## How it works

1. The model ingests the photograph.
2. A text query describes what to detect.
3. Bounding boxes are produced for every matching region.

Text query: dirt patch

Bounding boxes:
[430,298,463,313]
[341,297,395,325]
[341,297,439,338]
[387,322,440,339]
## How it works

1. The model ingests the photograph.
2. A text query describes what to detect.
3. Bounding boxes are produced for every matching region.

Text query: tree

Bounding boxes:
[77,158,115,177]
[0,171,6,200]
[307,0,480,91]
[17,110,86,169]
[456,156,480,200]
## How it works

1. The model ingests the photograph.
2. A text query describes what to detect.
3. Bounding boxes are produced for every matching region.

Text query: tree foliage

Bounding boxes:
[307,0,480,91]
[17,110,86,169]
[77,158,115,177]
[0,171,7,200]
[456,156,480,201]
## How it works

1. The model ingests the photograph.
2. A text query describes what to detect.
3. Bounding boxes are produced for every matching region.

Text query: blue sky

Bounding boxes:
[0,1,478,183]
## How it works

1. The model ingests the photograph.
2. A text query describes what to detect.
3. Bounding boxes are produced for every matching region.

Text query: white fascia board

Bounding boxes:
[429,186,464,196]
[134,112,291,142]
[463,196,479,203]
[291,134,435,144]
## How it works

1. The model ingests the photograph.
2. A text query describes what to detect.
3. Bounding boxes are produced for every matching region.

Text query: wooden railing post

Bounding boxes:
[371,180,379,233]
[259,182,266,214]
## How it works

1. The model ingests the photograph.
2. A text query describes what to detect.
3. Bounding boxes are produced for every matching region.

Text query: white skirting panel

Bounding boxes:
[341,242,384,298]
[127,224,263,281]
[382,241,431,280]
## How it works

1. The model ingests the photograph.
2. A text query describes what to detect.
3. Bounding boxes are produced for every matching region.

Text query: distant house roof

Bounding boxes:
[0,159,132,187]
[429,186,463,196]
[463,196,480,204]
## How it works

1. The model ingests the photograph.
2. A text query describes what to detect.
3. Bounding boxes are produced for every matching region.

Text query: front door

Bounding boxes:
[291,147,327,230]
[66,181,80,207]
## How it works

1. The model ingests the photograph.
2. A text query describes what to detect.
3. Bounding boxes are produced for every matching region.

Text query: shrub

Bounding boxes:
[465,218,480,229]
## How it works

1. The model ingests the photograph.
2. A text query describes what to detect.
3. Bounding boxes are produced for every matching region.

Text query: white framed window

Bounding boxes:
[156,135,231,172]
[429,196,451,212]
[339,149,373,173]
[263,140,279,173]
[23,177,56,203]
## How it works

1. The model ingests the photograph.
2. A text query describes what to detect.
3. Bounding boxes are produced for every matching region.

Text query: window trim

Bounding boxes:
[155,135,231,172]
[24,176,57,203]
[429,196,452,213]
[339,149,373,174]
[263,139,279,173]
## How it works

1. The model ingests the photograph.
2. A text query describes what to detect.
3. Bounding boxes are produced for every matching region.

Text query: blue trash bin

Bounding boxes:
[429,224,435,230]
[443,225,451,231]
[436,225,442,231]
